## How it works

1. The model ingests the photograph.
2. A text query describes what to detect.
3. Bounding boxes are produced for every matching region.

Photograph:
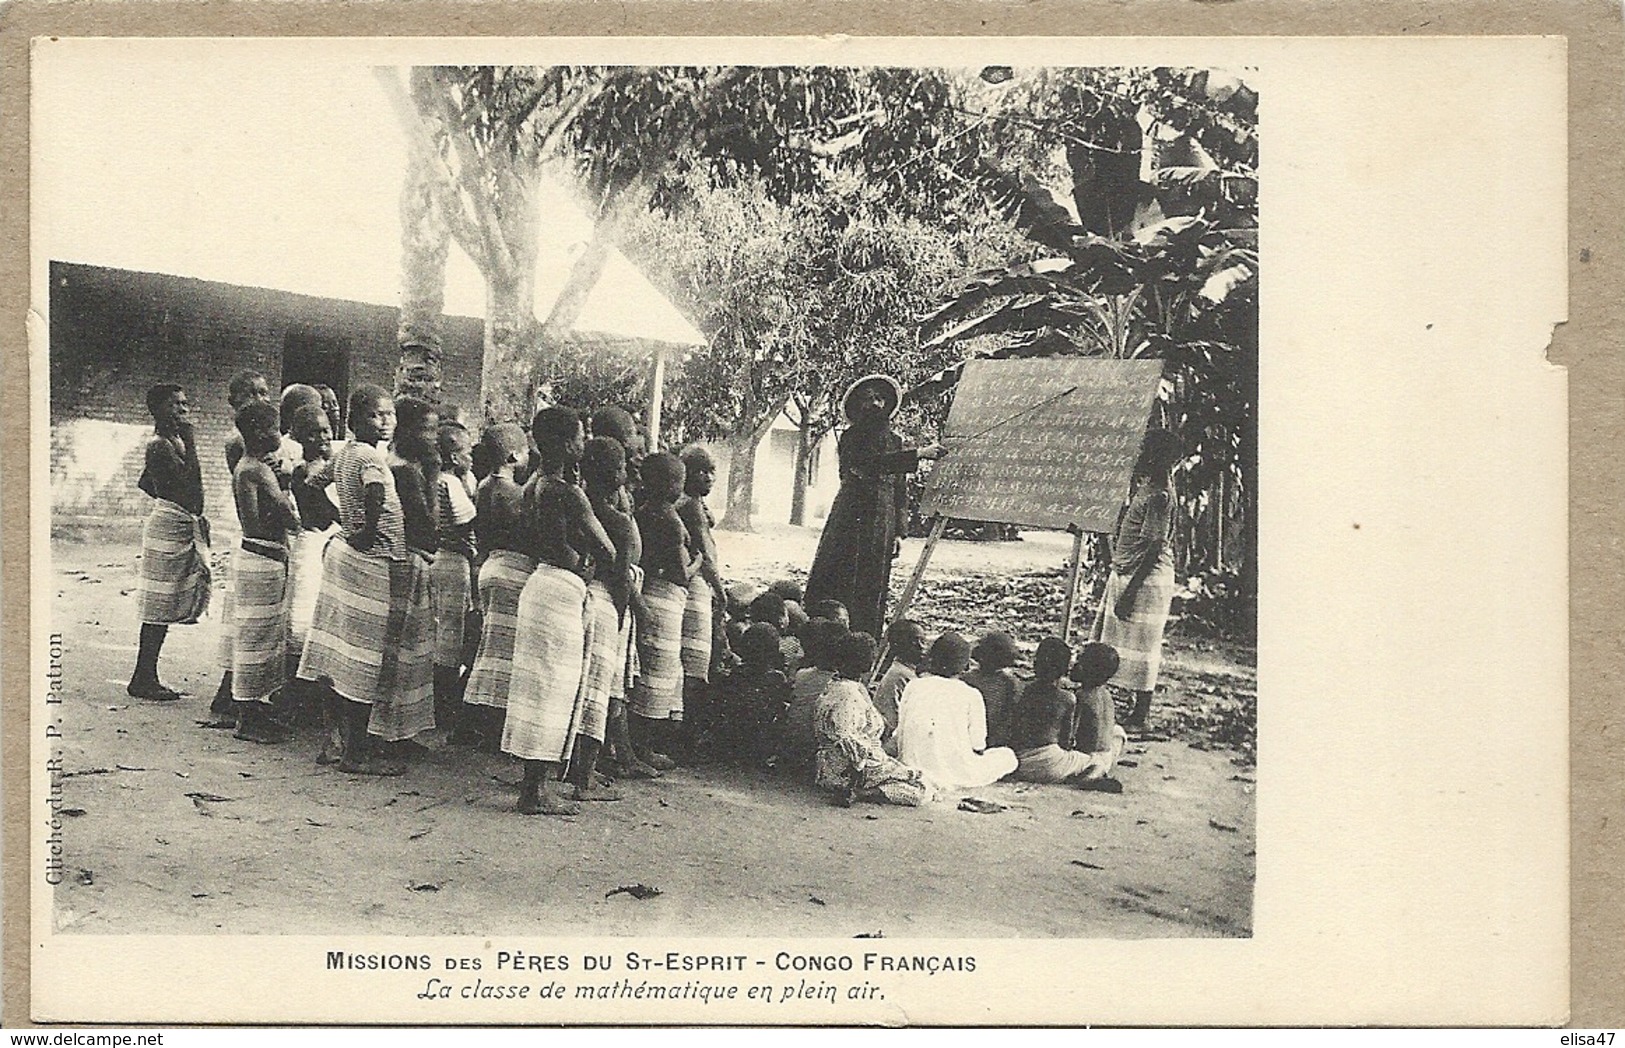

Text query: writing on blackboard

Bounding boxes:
[922,358,1164,532]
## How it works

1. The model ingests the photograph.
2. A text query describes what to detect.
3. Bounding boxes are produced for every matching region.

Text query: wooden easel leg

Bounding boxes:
[870,515,949,680]
[1059,527,1086,643]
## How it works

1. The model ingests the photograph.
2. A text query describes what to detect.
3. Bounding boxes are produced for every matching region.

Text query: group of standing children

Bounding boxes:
[129,371,740,818]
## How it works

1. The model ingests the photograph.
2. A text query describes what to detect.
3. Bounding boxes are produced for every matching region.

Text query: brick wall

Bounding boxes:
[50,262,484,532]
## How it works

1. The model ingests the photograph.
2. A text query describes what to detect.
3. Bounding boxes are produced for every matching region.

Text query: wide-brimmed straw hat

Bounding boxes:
[841,373,902,424]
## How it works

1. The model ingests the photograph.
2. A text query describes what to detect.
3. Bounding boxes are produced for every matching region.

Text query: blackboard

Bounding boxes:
[921,357,1165,533]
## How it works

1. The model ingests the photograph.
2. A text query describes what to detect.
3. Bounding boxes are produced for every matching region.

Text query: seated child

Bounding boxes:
[1069,641,1128,779]
[894,632,1018,789]
[781,618,845,769]
[750,592,803,676]
[767,579,804,604]
[712,622,791,764]
[812,631,932,808]
[1010,639,1125,791]
[872,619,926,752]
[783,598,809,640]
[961,631,1021,750]
[807,599,850,630]
[723,581,762,654]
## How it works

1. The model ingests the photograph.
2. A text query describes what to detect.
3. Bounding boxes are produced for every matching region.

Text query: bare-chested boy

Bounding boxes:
[129,383,209,701]
[502,407,616,815]
[582,436,660,781]
[630,452,704,768]
[229,401,300,744]
[208,370,275,721]
[1010,639,1125,791]
[460,424,531,750]
[676,444,727,751]
[431,420,479,732]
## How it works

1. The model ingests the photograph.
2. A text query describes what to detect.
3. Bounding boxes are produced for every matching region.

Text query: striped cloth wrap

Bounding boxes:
[215,549,235,670]
[287,525,338,646]
[1091,562,1176,692]
[230,540,289,704]
[297,540,435,742]
[429,549,475,670]
[137,498,212,626]
[680,574,714,682]
[463,550,536,711]
[500,564,590,763]
[630,577,686,721]
[577,579,623,743]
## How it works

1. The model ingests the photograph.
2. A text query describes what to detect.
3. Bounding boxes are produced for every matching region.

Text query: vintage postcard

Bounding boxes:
[22,33,1568,1025]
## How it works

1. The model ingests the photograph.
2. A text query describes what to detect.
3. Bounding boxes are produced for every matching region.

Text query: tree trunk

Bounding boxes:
[788,418,811,526]
[395,131,450,403]
[718,414,777,533]
[481,271,531,424]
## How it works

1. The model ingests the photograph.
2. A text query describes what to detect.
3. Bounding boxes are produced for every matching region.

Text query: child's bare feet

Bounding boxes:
[518,781,581,816]
[637,749,677,772]
[573,781,622,802]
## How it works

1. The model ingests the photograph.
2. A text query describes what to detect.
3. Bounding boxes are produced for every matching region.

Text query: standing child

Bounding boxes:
[894,632,1019,790]
[298,385,435,776]
[502,408,616,815]
[461,424,533,750]
[581,436,660,781]
[129,384,209,701]
[287,404,340,644]
[430,420,479,732]
[675,445,727,750]
[588,409,653,776]
[961,632,1021,750]
[208,370,274,722]
[386,395,441,761]
[287,403,340,758]
[228,401,300,744]
[630,452,702,770]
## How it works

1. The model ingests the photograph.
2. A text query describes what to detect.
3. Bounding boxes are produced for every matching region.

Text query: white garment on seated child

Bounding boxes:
[894,674,1018,789]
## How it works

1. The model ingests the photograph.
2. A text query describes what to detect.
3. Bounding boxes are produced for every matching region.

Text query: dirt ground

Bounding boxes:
[47,525,1255,938]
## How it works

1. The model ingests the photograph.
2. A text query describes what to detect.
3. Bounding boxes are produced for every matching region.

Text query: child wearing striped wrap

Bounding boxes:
[228,400,300,744]
[297,386,434,777]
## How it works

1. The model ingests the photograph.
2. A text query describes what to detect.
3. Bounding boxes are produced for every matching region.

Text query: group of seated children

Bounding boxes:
[709,585,1132,807]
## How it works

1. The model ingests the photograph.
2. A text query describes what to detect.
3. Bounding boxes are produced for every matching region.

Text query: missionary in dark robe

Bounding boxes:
[803,374,944,639]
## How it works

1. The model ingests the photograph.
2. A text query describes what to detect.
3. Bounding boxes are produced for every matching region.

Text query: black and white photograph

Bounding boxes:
[26,34,1568,1027]
[40,49,1258,939]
